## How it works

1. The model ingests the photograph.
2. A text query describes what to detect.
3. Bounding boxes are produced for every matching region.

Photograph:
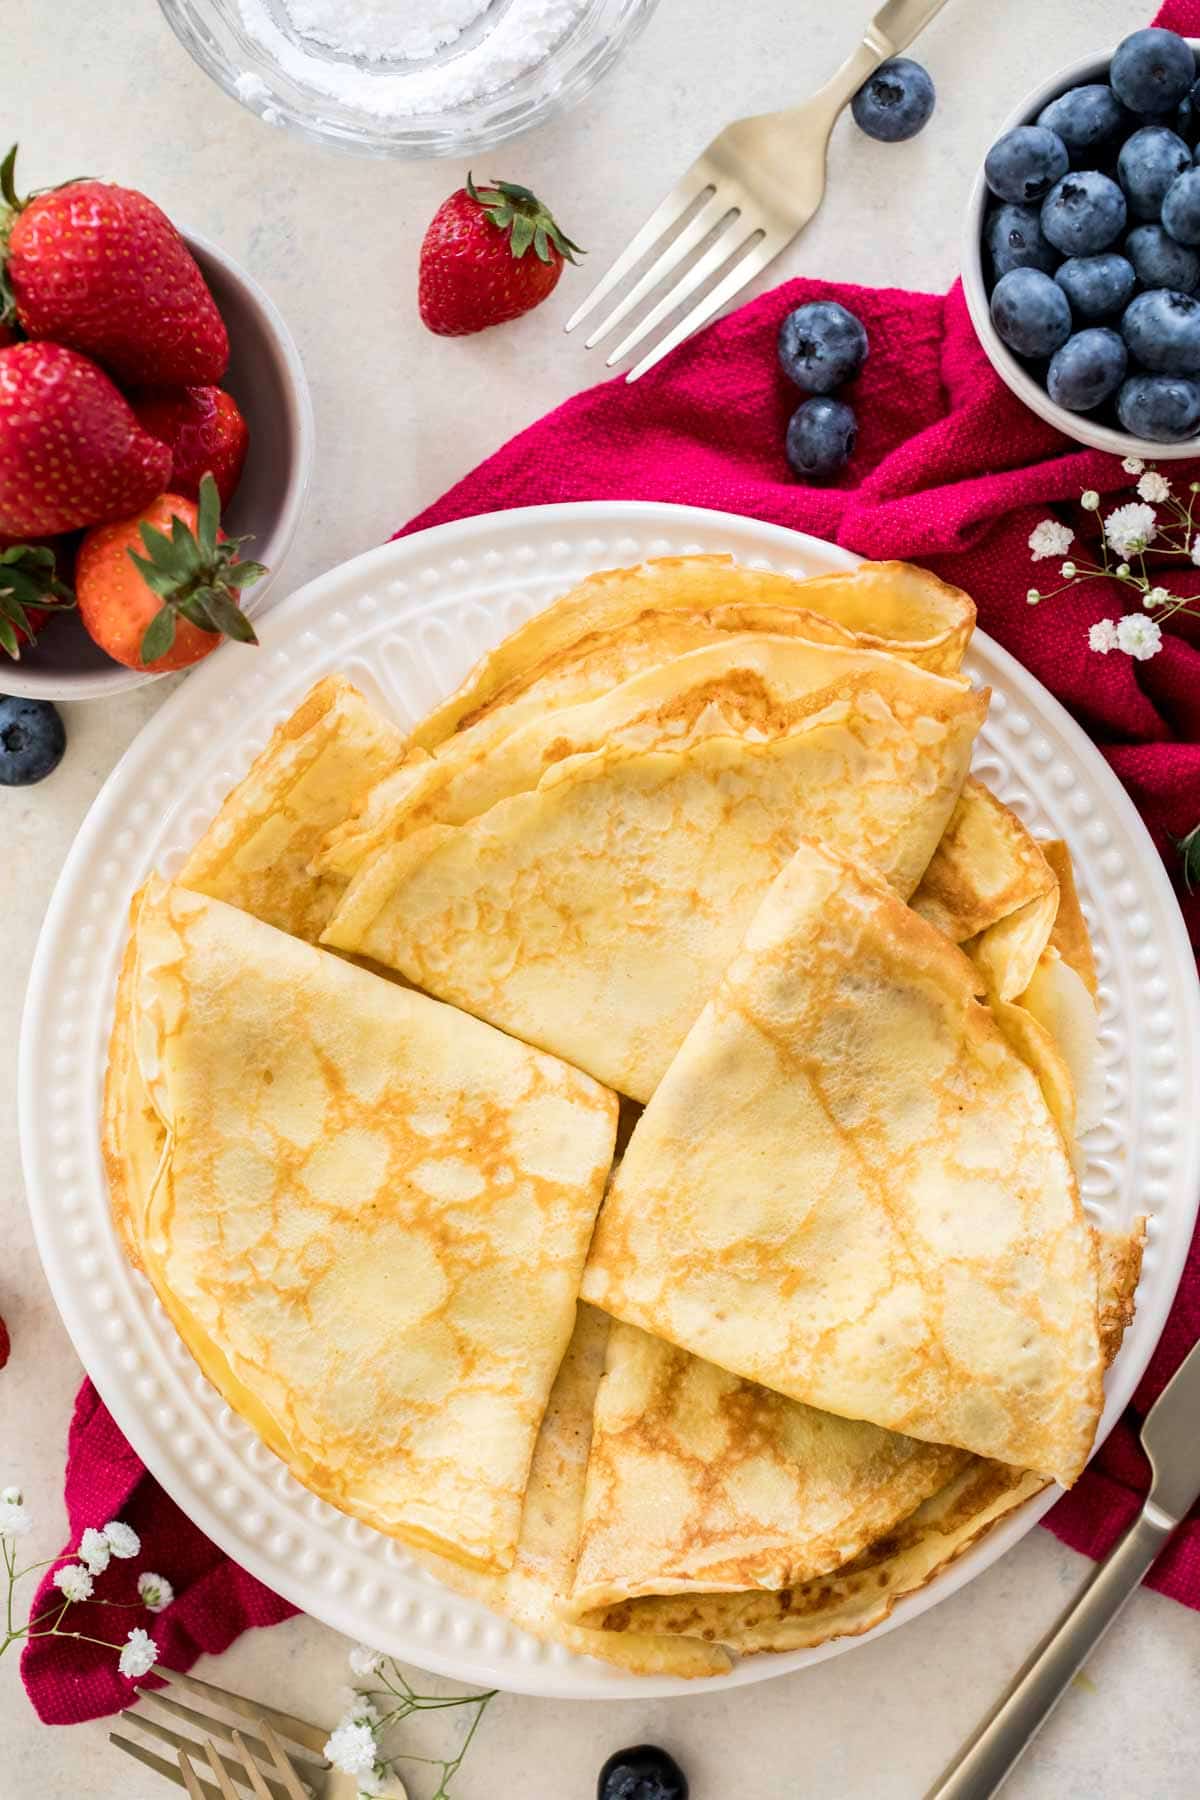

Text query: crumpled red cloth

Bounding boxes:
[22,0,1200,1726]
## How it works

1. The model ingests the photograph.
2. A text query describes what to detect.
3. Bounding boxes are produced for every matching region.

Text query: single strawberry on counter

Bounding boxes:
[76,473,264,672]
[0,536,75,659]
[0,145,229,386]
[419,175,582,336]
[132,385,249,507]
[0,342,171,537]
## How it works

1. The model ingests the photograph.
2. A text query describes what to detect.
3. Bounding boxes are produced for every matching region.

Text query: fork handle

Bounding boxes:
[808,0,953,120]
[924,1499,1176,1800]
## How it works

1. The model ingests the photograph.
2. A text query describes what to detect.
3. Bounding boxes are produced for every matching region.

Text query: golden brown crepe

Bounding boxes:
[581,840,1103,1484]
[1041,838,1098,996]
[323,671,985,1102]
[113,879,618,1572]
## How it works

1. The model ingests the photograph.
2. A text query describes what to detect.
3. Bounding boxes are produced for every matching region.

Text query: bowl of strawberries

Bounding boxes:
[0,147,313,699]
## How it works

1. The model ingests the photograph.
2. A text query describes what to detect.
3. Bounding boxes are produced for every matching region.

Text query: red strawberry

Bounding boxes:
[77,473,264,672]
[0,145,228,386]
[0,535,75,659]
[0,343,172,537]
[133,386,249,507]
[418,175,582,337]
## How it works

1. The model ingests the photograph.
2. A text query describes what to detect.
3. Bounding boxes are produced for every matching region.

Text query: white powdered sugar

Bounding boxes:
[236,0,592,117]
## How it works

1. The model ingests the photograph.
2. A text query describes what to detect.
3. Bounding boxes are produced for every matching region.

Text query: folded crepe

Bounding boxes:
[318,557,975,887]
[323,669,985,1102]
[180,675,405,942]
[573,1224,1142,1656]
[581,840,1104,1484]
[108,879,618,1572]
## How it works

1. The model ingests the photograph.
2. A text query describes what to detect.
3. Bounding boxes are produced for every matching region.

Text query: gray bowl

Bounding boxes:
[4,228,314,701]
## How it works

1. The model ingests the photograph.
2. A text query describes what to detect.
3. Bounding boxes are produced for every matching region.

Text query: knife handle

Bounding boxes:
[807,0,953,119]
[925,1501,1175,1800]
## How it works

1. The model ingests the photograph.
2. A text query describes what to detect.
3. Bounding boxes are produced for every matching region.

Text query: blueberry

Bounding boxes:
[1162,166,1200,244]
[990,267,1072,357]
[777,301,868,393]
[1110,28,1195,117]
[1037,84,1128,163]
[984,126,1069,203]
[1126,222,1200,292]
[1117,372,1200,439]
[1046,328,1127,411]
[1176,76,1200,146]
[1121,287,1200,372]
[598,1744,688,1800]
[851,57,935,142]
[984,203,1058,277]
[1054,253,1136,319]
[1116,126,1191,220]
[0,695,65,787]
[1041,171,1126,255]
[785,396,857,482]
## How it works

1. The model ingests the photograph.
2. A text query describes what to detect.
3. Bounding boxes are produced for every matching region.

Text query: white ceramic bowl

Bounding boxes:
[5,229,314,702]
[962,39,1200,461]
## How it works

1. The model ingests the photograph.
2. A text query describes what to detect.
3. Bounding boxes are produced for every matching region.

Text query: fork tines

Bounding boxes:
[109,1664,324,1800]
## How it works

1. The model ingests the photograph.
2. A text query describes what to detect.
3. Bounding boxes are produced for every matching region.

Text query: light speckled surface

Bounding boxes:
[4,0,1199,1794]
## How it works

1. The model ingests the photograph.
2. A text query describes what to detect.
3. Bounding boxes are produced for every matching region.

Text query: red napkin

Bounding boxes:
[21,0,1200,1726]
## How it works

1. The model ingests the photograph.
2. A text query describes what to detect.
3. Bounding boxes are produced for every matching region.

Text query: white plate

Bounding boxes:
[20,502,1200,1699]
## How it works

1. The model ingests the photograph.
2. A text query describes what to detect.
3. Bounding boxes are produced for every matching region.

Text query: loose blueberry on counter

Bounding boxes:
[850,57,935,142]
[598,1745,688,1800]
[0,696,66,787]
[985,203,1058,276]
[1121,287,1200,372]
[990,267,1072,358]
[1116,126,1192,221]
[984,126,1069,203]
[1162,165,1200,245]
[1054,252,1136,319]
[1041,171,1126,256]
[1046,328,1127,411]
[1037,84,1128,164]
[777,300,868,393]
[1117,371,1200,440]
[785,396,857,482]
[1109,27,1196,118]
[1125,223,1200,293]
[1176,76,1200,146]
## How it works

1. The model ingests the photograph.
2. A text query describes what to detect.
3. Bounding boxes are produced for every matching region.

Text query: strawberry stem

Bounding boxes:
[465,172,584,266]
[129,473,265,665]
[0,542,75,661]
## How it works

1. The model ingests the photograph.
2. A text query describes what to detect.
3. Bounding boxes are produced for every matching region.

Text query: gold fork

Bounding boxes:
[109,1663,361,1800]
[565,0,953,380]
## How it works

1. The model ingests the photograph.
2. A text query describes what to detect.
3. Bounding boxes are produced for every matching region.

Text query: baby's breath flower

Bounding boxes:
[52,1563,94,1604]
[1105,502,1157,557]
[1026,588,1040,604]
[137,1572,174,1613]
[1137,470,1170,502]
[78,1528,111,1576]
[103,1520,140,1560]
[1116,562,1131,579]
[1089,620,1120,654]
[345,1694,379,1726]
[348,1644,383,1678]
[1146,586,1169,609]
[1117,613,1163,660]
[1061,560,1077,578]
[1122,455,1145,474]
[1191,536,1200,567]
[359,1773,409,1800]
[1028,518,1074,561]
[1081,490,1100,511]
[325,1721,378,1778]
[0,1493,33,1539]
[118,1628,157,1681]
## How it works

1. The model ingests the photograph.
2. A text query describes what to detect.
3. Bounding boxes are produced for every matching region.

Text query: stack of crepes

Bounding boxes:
[103,555,1146,1680]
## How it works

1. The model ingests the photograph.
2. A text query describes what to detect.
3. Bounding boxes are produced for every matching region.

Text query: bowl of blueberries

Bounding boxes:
[964,25,1200,455]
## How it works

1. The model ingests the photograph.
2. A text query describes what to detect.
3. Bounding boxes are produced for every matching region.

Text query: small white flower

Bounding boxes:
[1089,620,1120,654]
[1191,536,1200,567]
[0,1495,33,1539]
[345,1694,379,1727]
[103,1520,140,1560]
[359,1774,408,1800]
[325,1721,378,1778]
[1028,518,1075,561]
[138,1572,174,1613]
[1104,502,1157,556]
[1116,562,1131,579]
[78,1528,111,1575]
[1026,588,1040,604]
[1122,455,1145,474]
[1081,490,1100,511]
[52,1562,95,1604]
[0,1486,21,1505]
[1146,586,1169,609]
[1117,613,1163,660]
[1137,470,1170,502]
[1061,560,1077,578]
[118,1628,157,1681]
[356,1772,384,1799]
[348,1644,383,1679]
